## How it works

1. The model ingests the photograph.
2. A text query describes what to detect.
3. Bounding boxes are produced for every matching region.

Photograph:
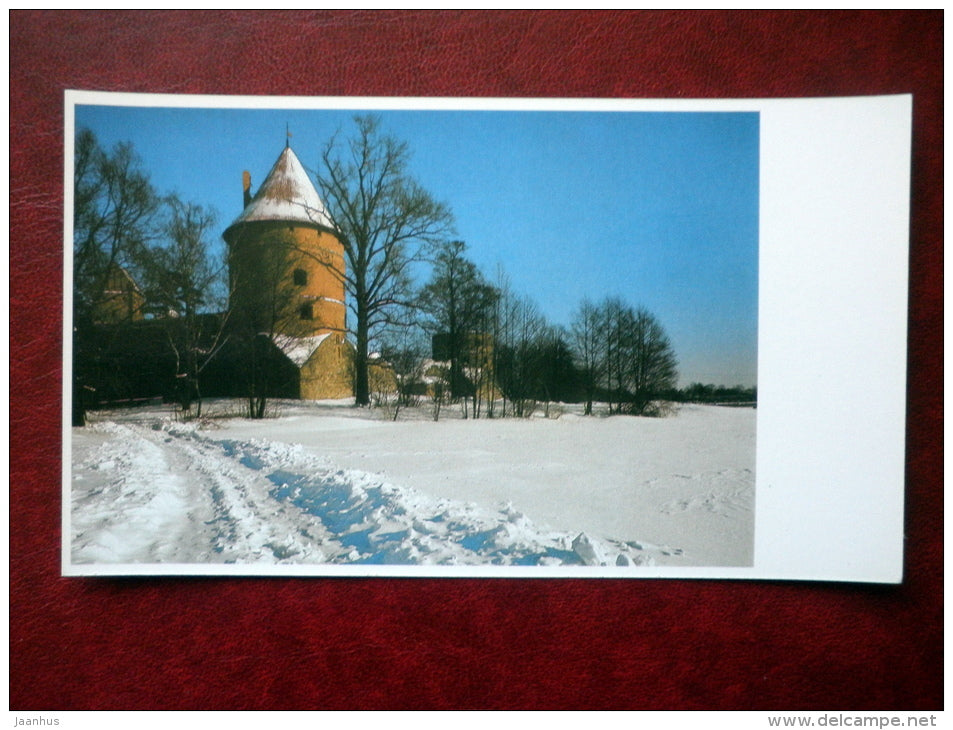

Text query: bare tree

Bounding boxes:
[375,326,429,421]
[317,115,454,406]
[603,297,631,414]
[574,297,678,416]
[627,306,678,415]
[71,128,159,425]
[488,266,514,418]
[141,196,228,418]
[468,295,498,420]
[73,129,159,318]
[494,292,548,418]
[527,324,577,417]
[418,240,498,417]
[427,364,449,422]
[570,298,605,415]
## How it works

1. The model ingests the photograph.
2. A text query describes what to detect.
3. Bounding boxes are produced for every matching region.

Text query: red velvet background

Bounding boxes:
[10,11,942,710]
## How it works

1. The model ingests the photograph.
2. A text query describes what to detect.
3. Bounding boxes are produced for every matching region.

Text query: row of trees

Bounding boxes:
[571,297,678,416]
[377,238,680,420]
[73,116,685,423]
[72,129,229,424]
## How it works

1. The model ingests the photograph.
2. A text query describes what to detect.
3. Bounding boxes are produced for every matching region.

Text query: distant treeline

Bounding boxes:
[484,361,756,409]
[669,382,757,405]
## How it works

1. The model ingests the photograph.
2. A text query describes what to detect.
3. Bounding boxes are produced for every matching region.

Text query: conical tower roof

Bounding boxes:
[226,145,334,231]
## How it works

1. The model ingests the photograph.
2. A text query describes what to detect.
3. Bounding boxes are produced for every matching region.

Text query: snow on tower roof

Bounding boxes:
[271,332,332,367]
[228,146,335,230]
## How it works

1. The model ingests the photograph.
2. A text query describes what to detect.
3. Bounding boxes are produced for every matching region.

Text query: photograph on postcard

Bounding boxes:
[65,96,760,574]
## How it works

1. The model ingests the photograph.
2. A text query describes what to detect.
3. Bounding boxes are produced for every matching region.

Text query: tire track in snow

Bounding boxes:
[211,434,682,566]
[72,422,216,563]
[73,418,684,567]
[136,422,339,563]
[72,421,338,564]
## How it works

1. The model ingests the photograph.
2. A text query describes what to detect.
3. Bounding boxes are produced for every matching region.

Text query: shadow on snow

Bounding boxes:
[219,439,586,566]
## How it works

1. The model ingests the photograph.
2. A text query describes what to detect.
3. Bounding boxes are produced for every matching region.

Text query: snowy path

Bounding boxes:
[71,421,332,564]
[71,416,689,567]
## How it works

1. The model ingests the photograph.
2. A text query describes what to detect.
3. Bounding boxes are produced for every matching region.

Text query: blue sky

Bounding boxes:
[74,103,759,387]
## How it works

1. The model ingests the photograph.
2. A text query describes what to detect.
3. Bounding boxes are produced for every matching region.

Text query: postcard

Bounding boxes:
[62,91,910,581]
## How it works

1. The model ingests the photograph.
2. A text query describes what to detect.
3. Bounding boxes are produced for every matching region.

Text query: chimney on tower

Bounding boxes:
[242,170,252,208]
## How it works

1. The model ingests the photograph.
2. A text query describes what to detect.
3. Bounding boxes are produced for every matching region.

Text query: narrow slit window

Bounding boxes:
[299,302,314,320]
[293,268,307,286]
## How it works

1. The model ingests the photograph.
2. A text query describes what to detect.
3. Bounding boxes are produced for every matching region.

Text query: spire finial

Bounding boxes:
[286,123,292,149]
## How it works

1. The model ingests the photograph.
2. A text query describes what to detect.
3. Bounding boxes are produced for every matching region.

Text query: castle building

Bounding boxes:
[223,144,354,400]
[91,263,145,324]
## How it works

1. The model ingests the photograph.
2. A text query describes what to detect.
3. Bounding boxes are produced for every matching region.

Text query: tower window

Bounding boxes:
[293,268,307,286]
[299,302,314,320]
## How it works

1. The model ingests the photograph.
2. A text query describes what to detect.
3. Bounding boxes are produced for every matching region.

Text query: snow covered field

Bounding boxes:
[69,400,755,571]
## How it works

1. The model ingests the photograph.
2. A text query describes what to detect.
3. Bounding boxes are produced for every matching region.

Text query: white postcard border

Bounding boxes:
[61,92,911,582]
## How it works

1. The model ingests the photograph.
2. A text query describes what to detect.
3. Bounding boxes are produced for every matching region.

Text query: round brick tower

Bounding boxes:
[223,145,346,339]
